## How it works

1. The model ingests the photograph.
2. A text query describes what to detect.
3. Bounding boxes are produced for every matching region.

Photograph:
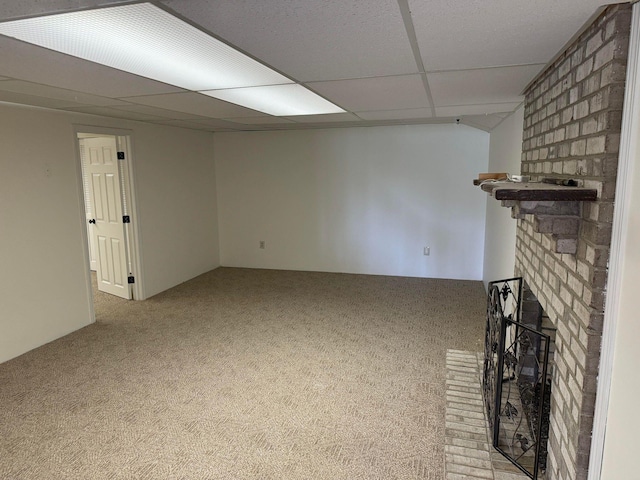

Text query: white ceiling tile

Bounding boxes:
[108,104,207,120]
[462,114,507,131]
[285,113,361,123]
[409,0,607,70]
[177,117,245,129]
[356,108,434,121]
[0,89,90,109]
[122,92,268,118]
[161,0,419,81]
[307,75,430,112]
[145,119,215,131]
[61,106,168,122]
[0,0,617,132]
[435,102,522,117]
[428,65,544,107]
[0,37,184,98]
[0,0,125,20]
[147,118,238,131]
[222,116,296,125]
[0,80,128,106]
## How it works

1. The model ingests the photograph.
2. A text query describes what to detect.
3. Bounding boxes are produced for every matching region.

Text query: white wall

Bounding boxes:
[600,14,640,475]
[600,157,640,477]
[132,122,219,297]
[0,102,219,363]
[482,105,524,289]
[215,124,489,280]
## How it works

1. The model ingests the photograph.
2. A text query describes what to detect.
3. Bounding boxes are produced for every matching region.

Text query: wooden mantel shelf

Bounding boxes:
[479,181,598,201]
[474,177,599,254]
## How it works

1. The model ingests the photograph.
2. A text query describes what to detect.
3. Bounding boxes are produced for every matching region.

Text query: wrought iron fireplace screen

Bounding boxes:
[482,277,552,479]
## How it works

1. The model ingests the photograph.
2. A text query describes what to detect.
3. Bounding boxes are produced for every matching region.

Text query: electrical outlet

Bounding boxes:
[424,246,430,256]
[259,240,265,249]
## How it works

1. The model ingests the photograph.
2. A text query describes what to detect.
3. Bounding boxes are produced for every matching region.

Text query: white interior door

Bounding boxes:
[79,140,98,271]
[84,137,131,299]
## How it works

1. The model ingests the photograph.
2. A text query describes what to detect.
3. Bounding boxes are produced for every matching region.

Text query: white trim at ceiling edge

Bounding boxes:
[587,3,640,479]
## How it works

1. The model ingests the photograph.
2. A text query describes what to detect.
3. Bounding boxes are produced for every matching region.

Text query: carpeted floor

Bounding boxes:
[0,267,486,479]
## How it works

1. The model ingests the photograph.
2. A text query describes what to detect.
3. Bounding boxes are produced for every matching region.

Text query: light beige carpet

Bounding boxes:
[0,267,486,479]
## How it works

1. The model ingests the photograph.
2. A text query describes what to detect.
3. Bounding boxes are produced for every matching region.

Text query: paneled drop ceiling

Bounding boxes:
[0,0,612,132]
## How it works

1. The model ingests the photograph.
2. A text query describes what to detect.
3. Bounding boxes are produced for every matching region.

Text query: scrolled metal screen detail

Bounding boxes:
[483,277,551,479]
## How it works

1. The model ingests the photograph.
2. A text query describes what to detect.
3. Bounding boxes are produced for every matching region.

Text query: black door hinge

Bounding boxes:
[128,276,135,284]
[123,215,130,223]
[117,151,125,160]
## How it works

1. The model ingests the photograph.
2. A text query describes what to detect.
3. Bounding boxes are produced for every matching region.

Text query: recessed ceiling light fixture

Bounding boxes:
[202,84,345,117]
[0,2,344,116]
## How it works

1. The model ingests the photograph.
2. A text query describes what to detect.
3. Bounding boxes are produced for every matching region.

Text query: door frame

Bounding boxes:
[74,125,145,301]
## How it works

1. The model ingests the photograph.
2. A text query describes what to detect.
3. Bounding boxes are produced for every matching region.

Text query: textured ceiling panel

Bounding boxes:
[462,114,507,131]
[285,113,360,123]
[0,80,128,106]
[0,0,613,132]
[0,89,94,109]
[225,116,296,125]
[0,37,184,98]
[108,104,208,120]
[0,0,127,20]
[122,92,268,119]
[410,0,606,71]
[307,75,430,112]
[435,102,522,117]
[428,65,544,107]
[60,105,168,122]
[154,117,244,129]
[356,108,434,121]
[146,119,222,131]
[161,0,419,82]
[152,118,245,132]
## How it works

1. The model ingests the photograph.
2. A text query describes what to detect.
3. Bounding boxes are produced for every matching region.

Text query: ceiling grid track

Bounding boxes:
[0,0,610,132]
[396,0,436,117]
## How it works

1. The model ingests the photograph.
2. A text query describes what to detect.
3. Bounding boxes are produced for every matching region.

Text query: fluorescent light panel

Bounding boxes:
[203,85,345,117]
[0,2,344,116]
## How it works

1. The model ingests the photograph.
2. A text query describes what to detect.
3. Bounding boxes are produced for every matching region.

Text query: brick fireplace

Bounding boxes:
[514,4,632,479]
